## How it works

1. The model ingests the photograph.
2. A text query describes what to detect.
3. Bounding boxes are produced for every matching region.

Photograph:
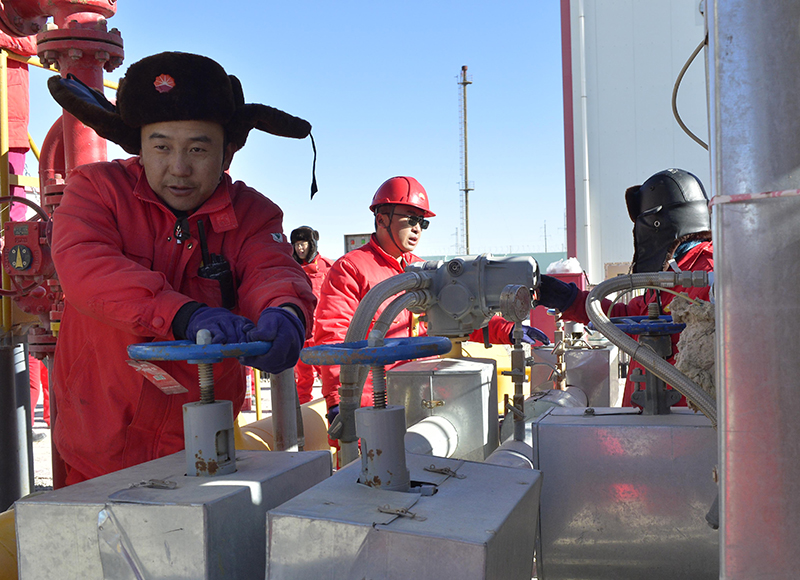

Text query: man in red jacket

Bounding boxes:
[47,52,316,486]
[314,176,549,425]
[290,226,334,403]
[537,168,713,407]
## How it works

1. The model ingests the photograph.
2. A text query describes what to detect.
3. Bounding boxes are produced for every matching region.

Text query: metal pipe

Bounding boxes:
[367,290,430,346]
[707,2,800,576]
[14,342,32,497]
[253,369,263,421]
[269,369,299,452]
[0,342,20,511]
[585,271,717,425]
[336,273,430,465]
[577,0,594,280]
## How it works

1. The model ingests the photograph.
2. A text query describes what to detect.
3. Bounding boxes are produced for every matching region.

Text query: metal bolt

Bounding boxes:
[68,48,83,60]
[41,50,58,66]
[95,51,109,63]
[30,22,40,33]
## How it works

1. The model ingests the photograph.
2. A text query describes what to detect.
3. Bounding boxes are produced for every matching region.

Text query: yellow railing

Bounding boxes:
[1,50,10,332]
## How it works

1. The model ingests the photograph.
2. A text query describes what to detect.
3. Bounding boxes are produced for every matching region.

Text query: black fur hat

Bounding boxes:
[47,51,312,155]
[290,226,319,264]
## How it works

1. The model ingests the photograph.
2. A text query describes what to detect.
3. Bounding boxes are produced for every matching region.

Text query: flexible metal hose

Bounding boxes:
[585,271,717,427]
[336,273,431,464]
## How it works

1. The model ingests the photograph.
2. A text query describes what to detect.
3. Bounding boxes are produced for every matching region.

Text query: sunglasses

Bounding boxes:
[394,213,430,230]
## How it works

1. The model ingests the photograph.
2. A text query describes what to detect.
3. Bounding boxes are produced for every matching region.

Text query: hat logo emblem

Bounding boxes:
[154,74,176,93]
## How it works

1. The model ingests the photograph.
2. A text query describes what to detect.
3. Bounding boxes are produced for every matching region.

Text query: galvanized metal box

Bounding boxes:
[267,452,542,580]
[529,344,620,407]
[15,450,331,580]
[532,407,718,579]
[387,358,498,460]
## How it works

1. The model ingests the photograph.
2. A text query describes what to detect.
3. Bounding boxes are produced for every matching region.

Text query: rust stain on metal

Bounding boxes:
[194,450,218,475]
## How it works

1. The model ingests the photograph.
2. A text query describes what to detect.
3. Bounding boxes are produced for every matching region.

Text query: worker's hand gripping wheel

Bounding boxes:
[605,314,686,415]
[302,336,452,491]
[128,332,271,477]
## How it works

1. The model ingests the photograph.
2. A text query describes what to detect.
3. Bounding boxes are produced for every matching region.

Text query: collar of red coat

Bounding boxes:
[127,156,239,233]
[676,239,713,270]
[366,233,419,272]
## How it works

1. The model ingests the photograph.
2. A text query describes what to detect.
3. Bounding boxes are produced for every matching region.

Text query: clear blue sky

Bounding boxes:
[26,1,566,261]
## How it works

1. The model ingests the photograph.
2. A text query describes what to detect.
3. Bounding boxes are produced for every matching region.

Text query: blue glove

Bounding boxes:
[537,275,579,312]
[516,325,550,345]
[326,405,339,425]
[240,307,305,374]
[186,306,254,344]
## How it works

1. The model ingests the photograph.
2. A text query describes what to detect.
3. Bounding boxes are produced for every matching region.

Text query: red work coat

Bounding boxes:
[301,253,334,299]
[314,235,514,409]
[51,158,315,483]
[562,241,713,407]
[294,253,334,403]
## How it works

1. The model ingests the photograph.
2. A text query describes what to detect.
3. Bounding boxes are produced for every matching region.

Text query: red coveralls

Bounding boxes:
[51,158,315,485]
[561,241,713,406]
[294,253,334,403]
[314,234,515,410]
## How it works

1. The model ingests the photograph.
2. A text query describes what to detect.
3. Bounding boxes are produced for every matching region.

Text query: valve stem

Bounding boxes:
[196,329,215,404]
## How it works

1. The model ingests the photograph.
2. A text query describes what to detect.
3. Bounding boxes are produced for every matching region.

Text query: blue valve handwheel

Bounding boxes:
[300,336,452,366]
[127,340,271,364]
[589,315,685,335]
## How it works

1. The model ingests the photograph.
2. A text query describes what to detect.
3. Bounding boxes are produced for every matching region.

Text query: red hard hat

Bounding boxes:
[369,176,435,217]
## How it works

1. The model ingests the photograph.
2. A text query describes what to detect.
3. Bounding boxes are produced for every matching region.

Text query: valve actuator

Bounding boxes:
[405,254,540,337]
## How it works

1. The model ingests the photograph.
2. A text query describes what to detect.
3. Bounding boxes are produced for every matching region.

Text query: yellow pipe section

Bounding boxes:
[0,508,17,580]
[0,50,10,333]
[8,52,118,91]
[235,397,333,455]
[27,132,38,161]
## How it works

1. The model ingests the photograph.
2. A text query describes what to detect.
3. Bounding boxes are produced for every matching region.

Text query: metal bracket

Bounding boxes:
[421,399,445,409]
[424,464,466,479]
[377,505,427,521]
[504,400,525,420]
[128,479,178,490]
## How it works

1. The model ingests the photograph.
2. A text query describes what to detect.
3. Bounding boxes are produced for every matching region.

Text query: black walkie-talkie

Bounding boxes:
[197,220,236,309]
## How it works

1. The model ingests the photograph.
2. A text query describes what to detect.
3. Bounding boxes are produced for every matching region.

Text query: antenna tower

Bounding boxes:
[458,65,473,255]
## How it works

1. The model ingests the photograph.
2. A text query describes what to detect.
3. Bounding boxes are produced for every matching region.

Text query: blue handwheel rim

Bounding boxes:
[589,315,686,335]
[127,340,271,362]
[301,336,452,366]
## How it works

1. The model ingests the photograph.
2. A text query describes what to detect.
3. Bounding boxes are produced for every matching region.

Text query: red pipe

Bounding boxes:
[4,0,125,489]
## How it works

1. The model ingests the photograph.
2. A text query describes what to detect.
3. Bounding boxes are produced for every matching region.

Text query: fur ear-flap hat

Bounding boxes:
[48,51,318,195]
[290,226,319,263]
